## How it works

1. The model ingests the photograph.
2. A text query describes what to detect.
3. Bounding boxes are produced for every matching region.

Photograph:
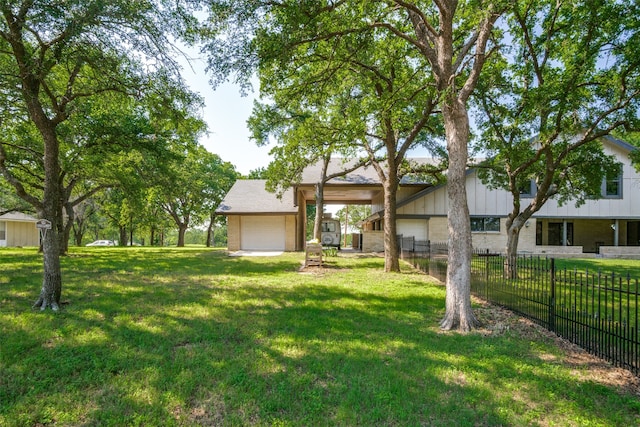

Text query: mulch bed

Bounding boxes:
[472,297,640,397]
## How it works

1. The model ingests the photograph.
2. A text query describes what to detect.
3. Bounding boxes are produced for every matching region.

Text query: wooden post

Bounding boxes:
[305,243,323,267]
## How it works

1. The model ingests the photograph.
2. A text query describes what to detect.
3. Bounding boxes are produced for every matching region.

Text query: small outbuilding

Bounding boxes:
[216,180,299,251]
[0,211,39,247]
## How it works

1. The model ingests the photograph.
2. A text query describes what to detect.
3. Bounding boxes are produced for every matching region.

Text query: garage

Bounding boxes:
[240,215,286,250]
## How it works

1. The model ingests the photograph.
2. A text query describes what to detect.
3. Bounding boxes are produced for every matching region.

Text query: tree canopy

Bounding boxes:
[203,0,502,330]
[474,0,640,262]
[0,0,204,310]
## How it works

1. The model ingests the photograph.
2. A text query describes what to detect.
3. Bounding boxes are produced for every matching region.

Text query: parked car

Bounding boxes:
[86,240,115,246]
[321,219,341,249]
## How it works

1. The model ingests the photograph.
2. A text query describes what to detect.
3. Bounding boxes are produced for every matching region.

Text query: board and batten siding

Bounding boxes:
[535,143,640,218]
[3,220,39,247]
[398,140,640,220]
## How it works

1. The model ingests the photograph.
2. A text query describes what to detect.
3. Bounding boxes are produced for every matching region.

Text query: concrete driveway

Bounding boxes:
[229,250,284,257]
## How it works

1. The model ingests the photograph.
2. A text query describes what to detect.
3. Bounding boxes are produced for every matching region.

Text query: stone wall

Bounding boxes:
[600,246,640,259]
[362,231,384,252]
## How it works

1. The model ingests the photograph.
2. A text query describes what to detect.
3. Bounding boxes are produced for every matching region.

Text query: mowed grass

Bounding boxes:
[555,257,640,279]
[1,248,639,426]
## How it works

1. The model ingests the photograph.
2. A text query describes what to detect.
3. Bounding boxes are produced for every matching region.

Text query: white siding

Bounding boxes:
[536,142,640,218]
[397,219,428,241]
[371,192,384,214]
[401,139,640,221]
[396,187,425,203]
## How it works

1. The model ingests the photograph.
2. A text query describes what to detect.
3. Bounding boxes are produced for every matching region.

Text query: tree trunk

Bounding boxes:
[206,225,213,247]
[74,229,83,246]
[34,221,63,311]
[206,213,215,247]
[383,171,400,272]
[60,216,72,254]
[73,217,86,246]
[119,226,127,246]
[313,181,324,241]
[177,224,187,247]
[129,219,134,246]
[33,129,63,311]
[505,214,529,279]
[439,99,479,331]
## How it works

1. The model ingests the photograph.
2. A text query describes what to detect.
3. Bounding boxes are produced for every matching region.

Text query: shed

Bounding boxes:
[216,180,299,251]
[0,211,39,247]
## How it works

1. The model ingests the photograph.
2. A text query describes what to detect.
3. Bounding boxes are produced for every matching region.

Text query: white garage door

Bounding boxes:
[241,216,286,250]
[397,219,428,241]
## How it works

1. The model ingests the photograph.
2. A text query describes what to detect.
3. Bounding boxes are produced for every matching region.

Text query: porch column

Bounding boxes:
[614,219,619,247]
[562,220,567,246]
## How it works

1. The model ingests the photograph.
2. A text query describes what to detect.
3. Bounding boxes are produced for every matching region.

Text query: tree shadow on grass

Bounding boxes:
[2,250,639,426]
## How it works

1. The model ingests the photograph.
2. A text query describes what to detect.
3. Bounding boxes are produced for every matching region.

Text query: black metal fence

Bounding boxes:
[398,236,640,375]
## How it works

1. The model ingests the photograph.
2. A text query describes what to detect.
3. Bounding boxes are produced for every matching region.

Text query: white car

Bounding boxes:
[86,240,115,247]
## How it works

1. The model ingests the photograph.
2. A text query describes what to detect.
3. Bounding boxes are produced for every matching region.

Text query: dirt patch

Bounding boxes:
[298,263,351,276]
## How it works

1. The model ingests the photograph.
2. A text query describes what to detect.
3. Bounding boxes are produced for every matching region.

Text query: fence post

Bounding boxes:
[485,249,490,300]
[549,257,556,332]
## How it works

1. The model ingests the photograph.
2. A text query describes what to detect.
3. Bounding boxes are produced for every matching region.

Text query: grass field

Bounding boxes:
[555,258,640,279]
[1,247,639,426]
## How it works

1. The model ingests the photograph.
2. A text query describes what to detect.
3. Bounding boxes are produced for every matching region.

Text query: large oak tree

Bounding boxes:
[0,1,199,310]
[204,0,502,330]
[474,0,640,267]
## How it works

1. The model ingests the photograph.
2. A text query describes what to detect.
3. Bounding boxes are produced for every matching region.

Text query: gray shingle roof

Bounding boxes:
[300,158,380,184]
[0,211,38,222]
[215,180,298,215]
[299,157,439,185]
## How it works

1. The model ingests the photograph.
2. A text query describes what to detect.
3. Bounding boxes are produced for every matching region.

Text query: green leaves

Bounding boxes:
[475,0,640,209]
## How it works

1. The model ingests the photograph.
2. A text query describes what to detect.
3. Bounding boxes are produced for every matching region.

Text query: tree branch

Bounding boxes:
[0,143,42,209]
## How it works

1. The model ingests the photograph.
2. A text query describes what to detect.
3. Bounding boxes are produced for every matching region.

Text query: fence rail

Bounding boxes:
[398,236,640,375]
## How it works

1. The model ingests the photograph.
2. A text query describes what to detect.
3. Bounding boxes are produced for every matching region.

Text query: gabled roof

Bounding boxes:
[298,157,441,185]
[215,180,298,215]
[392,134,638,213]
[299,158,379,185]
[0,211,38,222]
[602,134,636,153]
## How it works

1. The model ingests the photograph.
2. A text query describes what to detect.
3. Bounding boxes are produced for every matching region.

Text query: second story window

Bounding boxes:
[603,168,622,198]
[519,179,536,198]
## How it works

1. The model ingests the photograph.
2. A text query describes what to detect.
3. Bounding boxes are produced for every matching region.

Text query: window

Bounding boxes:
[471,217,500,232]
[547,222,573,246]
[0,221,5,240]
[321,221,337,232]
[519,179,536,198]
[602,168,622,198]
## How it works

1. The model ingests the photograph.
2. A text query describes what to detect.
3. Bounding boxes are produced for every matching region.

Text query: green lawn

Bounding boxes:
[1,247,639,426]
[555,257,640,279]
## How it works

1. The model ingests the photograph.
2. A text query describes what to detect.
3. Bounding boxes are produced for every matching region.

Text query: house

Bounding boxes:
[217,136,640,257]
[216,160,433,252]
[364,135,640,257]
[0,211,40,247]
